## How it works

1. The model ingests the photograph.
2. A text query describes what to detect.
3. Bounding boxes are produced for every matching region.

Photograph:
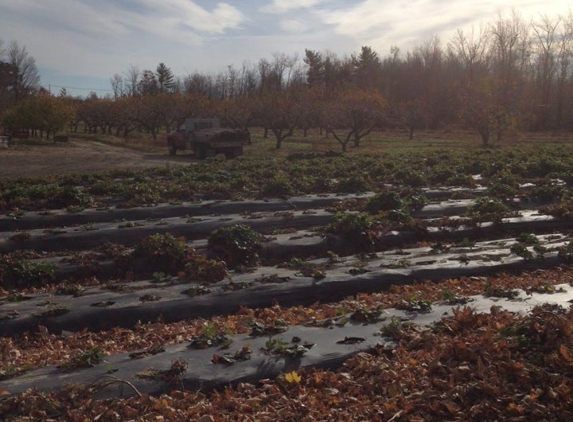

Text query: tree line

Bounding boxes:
[1,11,573,149]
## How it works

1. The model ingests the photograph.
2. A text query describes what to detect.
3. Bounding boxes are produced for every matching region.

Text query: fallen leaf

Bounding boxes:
[285,371,301,384]
[560,344,571,362]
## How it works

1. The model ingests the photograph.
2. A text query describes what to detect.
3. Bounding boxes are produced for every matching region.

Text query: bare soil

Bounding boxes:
[0,138,193,179]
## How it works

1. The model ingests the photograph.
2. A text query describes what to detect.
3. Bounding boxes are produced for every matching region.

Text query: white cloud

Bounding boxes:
[262,0,326,14]
[0,0,247,79]
[279,18,313,33]
[1,0,571,95]
[134,0,245,34]
[318,0,573,53]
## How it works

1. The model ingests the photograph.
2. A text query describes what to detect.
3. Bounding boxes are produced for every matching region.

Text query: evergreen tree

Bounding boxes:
[156,63,175,93]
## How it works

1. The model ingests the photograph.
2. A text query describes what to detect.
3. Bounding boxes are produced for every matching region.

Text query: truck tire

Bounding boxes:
[225,147,243,159]
[168,142,177,155]
[194,145,206,159]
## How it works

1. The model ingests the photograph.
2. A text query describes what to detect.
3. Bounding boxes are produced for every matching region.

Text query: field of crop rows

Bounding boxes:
[2,147,573,420]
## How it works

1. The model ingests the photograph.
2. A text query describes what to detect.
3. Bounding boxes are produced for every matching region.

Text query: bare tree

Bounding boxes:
[5,41,41,102]
[252,87,304,149]
[531,15,560,129]
[555,13,573,129]
[448,26,490,82]
[110,73,125,100]
[488,10,531,123]
[323,89,385,151]
[124,65,140,97]
[183,72,215,98]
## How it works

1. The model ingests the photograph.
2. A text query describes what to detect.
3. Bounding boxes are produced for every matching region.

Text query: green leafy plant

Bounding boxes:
[260,178,294,199]
[557,242,573,262]
[262,337,314,357]
[188,323,233,349]
[455,237,475,248]
[33,304,70,318]
[248,320,288,337]
[132,233,193,274]
[351,306,383,323]
[0,364,32,381]
[136,359,189,385]
[336,175,370,193]
[510,243,534,260]
[5,292,31,302]
[208,225,261,268]
[466,196,509,222]
[55,283,85,297]
[516,232,539,245]
[324,212,380,252]
[211,345,252,364]
[183,255,228,283]
[441,289,472,305]
[139,294,161,303]
[365,191,404,214]
[379,316,409,340]
[180,285,211,297]
[151,272,172,283]
[59,348,105,369]
[395,296,433,313]
[0,255,57,288]
[483,280,520,299]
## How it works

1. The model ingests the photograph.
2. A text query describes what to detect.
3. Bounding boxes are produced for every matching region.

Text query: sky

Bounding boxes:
[1,0,572,97]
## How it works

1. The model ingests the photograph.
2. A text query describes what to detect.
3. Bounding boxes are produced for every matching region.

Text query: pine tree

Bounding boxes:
[156,63,175,93]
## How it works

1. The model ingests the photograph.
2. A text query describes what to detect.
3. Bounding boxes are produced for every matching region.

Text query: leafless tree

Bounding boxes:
[5,41,41,102]
[124,65,140,97]
[110,73,125,100]
[531,15,560,129]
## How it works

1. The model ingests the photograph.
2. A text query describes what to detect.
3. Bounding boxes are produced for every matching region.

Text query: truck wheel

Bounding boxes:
[194,145,206,159]
[168,142,177,155]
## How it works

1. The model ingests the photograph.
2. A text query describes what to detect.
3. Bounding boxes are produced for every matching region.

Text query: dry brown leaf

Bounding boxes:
[559,344,571,362]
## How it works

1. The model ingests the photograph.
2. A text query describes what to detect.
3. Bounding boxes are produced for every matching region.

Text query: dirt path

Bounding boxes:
[0,139,193,179]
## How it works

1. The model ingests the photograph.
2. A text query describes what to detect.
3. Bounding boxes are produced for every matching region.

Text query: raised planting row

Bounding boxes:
[3,184,573,410]
[0,189,568,256]
[1,203,573,336]
[3,283,573,400]
[5,145,573,420]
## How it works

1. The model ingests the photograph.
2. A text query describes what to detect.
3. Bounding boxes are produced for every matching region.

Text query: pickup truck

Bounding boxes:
[167,118,250,159]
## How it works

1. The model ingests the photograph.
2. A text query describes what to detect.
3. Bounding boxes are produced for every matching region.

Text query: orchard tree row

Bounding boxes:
[2,11,573,148]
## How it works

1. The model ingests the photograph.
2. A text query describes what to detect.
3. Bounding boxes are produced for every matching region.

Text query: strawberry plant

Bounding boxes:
[324,212,381,252]
[59,348,105,369]
[132,233,194,275]
[260,177,294,199]
[0,255,56,288]
[364,191,403,214]
[208,225,261,268]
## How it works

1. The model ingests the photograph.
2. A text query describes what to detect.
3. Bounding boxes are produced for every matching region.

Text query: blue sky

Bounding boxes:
[1,0,571,97]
